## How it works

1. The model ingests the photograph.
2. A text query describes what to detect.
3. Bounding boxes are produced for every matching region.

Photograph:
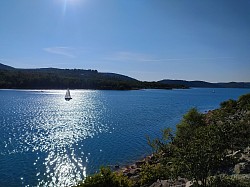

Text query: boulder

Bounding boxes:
[131,164,137,169]
[136,160,145,168]
[234,162,250,174]
[130,168,140,175]
[177,177,188,184]
[125,168,140,177]
[149,178,188,187]
[149,179,170,187]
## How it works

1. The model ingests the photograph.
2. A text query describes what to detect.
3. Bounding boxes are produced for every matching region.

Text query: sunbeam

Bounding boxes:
[62,0,68,16]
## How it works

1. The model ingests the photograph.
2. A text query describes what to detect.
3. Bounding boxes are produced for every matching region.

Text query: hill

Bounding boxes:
[2,63,248,90]
[0,62,15,70]
[159,79,250,88]
[0,63,186,90]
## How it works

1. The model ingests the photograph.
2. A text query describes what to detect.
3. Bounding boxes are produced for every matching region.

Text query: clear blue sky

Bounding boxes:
[0,0,250,82]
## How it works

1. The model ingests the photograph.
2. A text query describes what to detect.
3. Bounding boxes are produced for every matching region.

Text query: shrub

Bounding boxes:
[238,93,250,109]
[139,163,170,185]
[75,167,134,187]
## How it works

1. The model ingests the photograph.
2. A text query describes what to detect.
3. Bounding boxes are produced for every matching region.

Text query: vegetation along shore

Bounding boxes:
[1,63,250,90]
[74,93,250,187]
[0,63,186,90]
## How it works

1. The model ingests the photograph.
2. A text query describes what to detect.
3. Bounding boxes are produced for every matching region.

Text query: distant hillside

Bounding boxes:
[0,63,15,70]
[100,72,138,82]
[159,79,250,88]
[0,63,186,90]
[217,82,250,88]
[159,79,216,88]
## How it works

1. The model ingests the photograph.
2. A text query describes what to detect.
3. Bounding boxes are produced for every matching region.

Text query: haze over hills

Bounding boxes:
[0,63,249,89]
[159,79,250,89]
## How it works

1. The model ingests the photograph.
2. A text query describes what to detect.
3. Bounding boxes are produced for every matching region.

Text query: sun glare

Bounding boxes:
[61,0,85,15]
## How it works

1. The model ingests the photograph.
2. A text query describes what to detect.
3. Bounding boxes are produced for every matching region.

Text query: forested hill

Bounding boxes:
[159,79,250,88]
[0,62,15,70]
[0,63,187,90]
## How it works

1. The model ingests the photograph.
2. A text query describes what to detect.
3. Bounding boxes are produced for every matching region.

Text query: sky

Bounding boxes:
[0,0,250,82]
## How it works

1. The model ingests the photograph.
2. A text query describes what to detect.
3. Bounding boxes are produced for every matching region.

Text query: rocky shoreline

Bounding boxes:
[111,147,250,187]
[112,104,250,187]
[111,154,189,187]
[75,93,250,187]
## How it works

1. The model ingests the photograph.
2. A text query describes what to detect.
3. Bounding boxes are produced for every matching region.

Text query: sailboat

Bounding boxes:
[65,88,72,101]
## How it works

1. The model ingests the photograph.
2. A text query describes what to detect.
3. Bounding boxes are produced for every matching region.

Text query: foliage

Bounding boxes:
[220,99,237,109]
[139,162,170,185]
[147,128,174,153]
[174,108,206,147]
[175,124,237,186]
[145,93,250,186]
[74,167,134,187]
[0,69,186,90]
[238,93,250,109]
[172,109,232,186]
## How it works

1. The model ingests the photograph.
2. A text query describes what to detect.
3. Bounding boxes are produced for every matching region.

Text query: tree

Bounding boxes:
[147,105,249,186]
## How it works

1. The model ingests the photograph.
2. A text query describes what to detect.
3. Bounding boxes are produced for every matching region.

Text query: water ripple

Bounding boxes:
[1,89,249,187]
[0,90,108,187]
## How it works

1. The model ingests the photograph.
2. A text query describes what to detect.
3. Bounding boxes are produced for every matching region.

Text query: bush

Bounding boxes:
[220,99,237,109]
[75,167,134,187]
[139,163,170,185]
[238,93,250,108]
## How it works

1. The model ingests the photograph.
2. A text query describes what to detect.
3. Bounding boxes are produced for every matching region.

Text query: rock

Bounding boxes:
[234,162,250,174]
[130,168,140,175]
[149,179,170,187]
[131,164,137,169]
[145,154,155,162]
[136,160,145,168]
[125,168,140,177]
[244,147,250,154]
[160,180,171,187]
[240,154,249,162]
[126,172,133,177]
[149,178,188,187]
[185,181,193,187]
[130,175,140,183]
[148,160,153,165]
[177,177,188,184]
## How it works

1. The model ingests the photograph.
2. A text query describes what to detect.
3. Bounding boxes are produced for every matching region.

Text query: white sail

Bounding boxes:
[65,89,72,100]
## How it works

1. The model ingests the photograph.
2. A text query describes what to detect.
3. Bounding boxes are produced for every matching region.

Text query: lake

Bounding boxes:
[0,88,249,187]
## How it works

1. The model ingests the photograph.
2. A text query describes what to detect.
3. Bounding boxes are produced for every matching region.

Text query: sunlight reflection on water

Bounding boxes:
[32,90,107,186]
[2,88,249,187]
[4,90,107,187]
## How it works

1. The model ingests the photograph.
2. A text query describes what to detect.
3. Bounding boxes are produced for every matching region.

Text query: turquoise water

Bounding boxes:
[0,88,249,187]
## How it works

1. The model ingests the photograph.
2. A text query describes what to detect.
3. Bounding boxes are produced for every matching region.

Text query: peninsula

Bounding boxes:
[0,63,186,90]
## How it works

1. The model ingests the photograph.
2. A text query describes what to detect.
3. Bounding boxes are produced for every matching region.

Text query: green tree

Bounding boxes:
[147,104,250,186]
